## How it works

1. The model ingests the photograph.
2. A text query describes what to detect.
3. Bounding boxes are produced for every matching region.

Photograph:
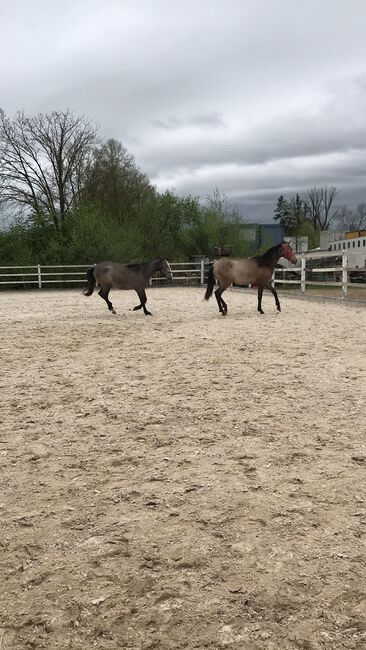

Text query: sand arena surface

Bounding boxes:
[0,287,365,649]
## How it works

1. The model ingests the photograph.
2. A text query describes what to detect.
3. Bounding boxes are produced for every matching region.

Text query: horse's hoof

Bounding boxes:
[111,308,116,315]
[145,311,152,316]
[277,307,281,312]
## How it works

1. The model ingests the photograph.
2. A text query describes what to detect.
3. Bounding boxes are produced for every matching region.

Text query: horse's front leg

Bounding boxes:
[142,303,152,316]
[267,284,281,312]
[134,289,152,315]
[141,290,152,316]
[257,287,264,314]
[133,289,144,312]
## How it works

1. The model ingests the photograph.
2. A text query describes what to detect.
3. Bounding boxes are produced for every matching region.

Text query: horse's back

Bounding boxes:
[214,257,260,285]
[93,261,144,290]
[214,257,273,285]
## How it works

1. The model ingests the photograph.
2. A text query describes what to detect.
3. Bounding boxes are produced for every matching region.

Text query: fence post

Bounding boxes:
[200,259,205,285]
[301,255,306,293]
[342,253,348,299]
[37,264,42,289]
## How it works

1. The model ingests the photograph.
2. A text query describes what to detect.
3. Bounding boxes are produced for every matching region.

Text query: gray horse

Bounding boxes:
[84,257,173,315]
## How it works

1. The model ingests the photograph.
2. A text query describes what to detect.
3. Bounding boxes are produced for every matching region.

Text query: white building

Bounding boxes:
[320,231,366,268]
[328,235,366,268]
[319,230,345,249]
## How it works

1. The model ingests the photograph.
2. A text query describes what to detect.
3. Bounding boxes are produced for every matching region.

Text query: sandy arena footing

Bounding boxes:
[0,287,365,649]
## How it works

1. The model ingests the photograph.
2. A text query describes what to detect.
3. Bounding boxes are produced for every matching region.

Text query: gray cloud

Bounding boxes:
[139,75,366,174]
[151,111,225,130]
[1,0,366,222]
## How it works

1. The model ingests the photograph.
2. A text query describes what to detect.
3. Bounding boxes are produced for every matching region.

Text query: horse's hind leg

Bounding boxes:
[266,284,281,312]
[220,292,228,315]
[134,289,152,316]
[214,288,223,314]
[215,287,228,316]
[98,287,116,314]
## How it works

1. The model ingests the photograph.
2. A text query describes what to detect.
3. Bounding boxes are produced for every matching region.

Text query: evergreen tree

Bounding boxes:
[274,195,292,231]
[274,193,307,236]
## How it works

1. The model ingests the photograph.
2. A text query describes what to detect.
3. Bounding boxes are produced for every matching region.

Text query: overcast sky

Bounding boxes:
[1,0,366,222]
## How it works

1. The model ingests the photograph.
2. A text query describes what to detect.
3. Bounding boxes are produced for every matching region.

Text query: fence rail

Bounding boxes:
[272,252,366,298]
[0,254,365,298]
[0,262,207,289]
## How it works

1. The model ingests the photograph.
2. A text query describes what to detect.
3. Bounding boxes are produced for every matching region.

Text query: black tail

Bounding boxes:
[204,265,215,301]
[84,266,96,296]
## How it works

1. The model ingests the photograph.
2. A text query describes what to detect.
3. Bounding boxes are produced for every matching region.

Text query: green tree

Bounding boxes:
[0,223,34,265]
[181,208,223,257]
[299,219,319,250]
[83,139,153,223]
[137,191,202,259]
[273,192,319,250]
[64,204,143,264]
[274,195,291,230]
[181,191,249,258]
[274,193,307,237]
[287,193,308,245]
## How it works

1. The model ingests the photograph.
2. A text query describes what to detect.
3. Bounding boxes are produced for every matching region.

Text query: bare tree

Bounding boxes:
[354,203,366,230]
[304,187,323,229]
[336,203,366,231]
[0,109,97,230]
[304,186,339,230]
[337,205,353,231]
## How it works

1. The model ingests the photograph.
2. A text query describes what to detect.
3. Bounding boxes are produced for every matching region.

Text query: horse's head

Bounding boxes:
[279,243,297,264]
[159,257,173,281]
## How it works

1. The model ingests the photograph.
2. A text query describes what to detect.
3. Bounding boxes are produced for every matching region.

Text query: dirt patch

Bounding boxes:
[1,287,365,649]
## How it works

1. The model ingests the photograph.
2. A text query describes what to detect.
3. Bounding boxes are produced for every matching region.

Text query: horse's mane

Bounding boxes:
[126,257,163,270]
[126,261,148,270]
[252,243,282,267]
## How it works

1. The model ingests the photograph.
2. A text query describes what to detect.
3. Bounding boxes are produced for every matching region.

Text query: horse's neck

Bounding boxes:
[147,258,160,276]
[269,251,281,271]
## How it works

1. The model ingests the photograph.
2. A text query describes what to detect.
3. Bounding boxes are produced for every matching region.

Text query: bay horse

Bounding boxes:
[204,242,297,315]
[84,257,173,315]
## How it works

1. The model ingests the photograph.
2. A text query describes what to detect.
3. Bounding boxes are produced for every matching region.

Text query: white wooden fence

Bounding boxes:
[272,251,366,299]
[0,253,365,298]
[0,261,206,289]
